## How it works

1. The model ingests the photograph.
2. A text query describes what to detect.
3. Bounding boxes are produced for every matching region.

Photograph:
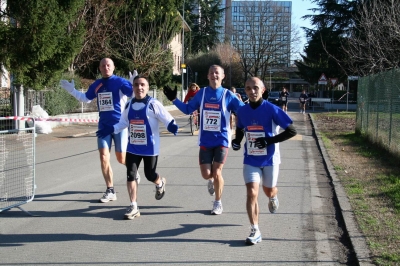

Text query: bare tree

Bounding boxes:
[73,0,123,73]
[111,7,179,78]
[344,0,400,76]
[230,0,294,82]
[213,43,243,87]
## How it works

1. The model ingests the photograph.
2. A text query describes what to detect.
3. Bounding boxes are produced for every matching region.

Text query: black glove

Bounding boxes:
[163,85,177,101]
[254,137,269,149]
[231,139,241,151]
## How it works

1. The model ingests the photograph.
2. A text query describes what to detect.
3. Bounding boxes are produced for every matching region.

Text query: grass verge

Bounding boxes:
[313,112,400,266]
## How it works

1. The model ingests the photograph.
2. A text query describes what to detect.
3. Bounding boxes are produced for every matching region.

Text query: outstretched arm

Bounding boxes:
[60,80,91,103]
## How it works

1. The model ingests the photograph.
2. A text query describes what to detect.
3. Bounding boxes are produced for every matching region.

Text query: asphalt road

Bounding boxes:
[0,105,371,265]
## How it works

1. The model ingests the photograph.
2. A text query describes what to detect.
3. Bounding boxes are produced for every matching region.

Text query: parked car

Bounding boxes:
[267,91,280,105]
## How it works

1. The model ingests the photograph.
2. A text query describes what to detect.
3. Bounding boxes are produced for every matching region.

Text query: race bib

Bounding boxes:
[281,96,287,101]
[246,132,267,156]
[129,123,147,145]
[300,97,306,103]
[202,110,221,131]
[98,92,114,112]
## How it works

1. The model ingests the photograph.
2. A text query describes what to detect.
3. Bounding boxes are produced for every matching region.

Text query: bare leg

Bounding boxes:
[262,186,278,198]
[211,162,224,201]
[99,148,113,187]
[127,180,137,202]
[116,151,126,165]
[246,182,260,225]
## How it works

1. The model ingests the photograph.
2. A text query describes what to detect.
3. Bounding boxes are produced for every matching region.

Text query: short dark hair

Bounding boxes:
[133,74,149,83]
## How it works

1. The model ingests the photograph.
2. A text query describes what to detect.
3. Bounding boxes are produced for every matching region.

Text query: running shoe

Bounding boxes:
[136,172,141,185]
[268,196,279,213]
[155,177,166,200]
[99,189,117,203]
[124,205,140,220]
[246,228,262,245]
[211,201,223,215]
[208,179,215,196]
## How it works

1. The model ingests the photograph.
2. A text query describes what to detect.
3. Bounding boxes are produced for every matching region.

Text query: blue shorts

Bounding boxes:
[97,128,128,152]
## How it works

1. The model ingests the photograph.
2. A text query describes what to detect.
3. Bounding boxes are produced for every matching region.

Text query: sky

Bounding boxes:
[291,0,319,57]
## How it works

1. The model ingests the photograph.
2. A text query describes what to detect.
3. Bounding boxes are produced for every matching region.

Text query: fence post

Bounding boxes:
[14,84,25,129]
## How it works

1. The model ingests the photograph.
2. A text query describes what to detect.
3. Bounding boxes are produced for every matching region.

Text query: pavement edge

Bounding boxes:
[309,113,374,266]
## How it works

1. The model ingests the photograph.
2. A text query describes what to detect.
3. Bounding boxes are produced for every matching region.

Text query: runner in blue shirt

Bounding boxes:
[163,65,245,215]
[96,75,178,220]
[231,77,297,245]
[60,58,136,203]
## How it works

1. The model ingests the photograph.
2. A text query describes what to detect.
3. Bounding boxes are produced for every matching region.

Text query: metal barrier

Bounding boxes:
[0,116,36,215]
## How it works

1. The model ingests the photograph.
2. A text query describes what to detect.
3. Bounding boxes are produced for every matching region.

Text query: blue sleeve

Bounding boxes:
[173,93,201,115]
[85,81,99,100]
[226,92,245,113]
[120,78,133,97]
[273,107,293,129]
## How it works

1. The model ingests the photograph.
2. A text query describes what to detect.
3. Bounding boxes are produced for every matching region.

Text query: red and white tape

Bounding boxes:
[3,116,99,123]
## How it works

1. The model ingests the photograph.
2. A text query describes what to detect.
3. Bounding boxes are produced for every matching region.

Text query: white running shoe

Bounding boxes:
[207,179,215,196]
[268,196,279,213]
[155,177,166,200]
[211,201,223,215]
[246,228,262,245]
[124,205,140,220]
[99,189,117,203]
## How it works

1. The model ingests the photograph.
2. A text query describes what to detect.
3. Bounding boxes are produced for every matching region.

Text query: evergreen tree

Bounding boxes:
[296,0,361,83]
[185,0,225,54]
[0,0,85,89]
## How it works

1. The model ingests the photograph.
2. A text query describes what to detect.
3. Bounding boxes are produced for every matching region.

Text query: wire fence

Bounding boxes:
[356,68,400,157]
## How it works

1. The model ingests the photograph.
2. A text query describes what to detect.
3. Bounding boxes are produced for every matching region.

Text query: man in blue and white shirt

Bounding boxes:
[163,65,245,215]
[96,75,178,220]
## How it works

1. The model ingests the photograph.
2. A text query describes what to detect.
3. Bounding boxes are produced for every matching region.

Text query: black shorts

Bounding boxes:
[199,146,228,165]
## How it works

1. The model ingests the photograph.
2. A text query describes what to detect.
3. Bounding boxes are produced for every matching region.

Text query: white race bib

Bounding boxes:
[202,110,221,131]
[129,123,147,145]
[98,92,114,112]
[246,132,267,156]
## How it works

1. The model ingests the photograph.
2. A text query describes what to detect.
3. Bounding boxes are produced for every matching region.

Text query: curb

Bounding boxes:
[309,114,373,266]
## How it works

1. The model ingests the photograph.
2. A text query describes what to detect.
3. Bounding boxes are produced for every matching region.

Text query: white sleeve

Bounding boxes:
[70,89,91,103]
[113,102,130,134]
[152,100,174,127]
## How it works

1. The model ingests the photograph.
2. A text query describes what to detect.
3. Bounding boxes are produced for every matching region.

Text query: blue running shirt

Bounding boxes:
[174,86,244,147]
[236,100,293,167]
[85,75,133,129]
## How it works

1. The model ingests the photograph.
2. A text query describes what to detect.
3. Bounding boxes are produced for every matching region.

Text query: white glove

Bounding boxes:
[129,70,138,84]
[60,80,75,93]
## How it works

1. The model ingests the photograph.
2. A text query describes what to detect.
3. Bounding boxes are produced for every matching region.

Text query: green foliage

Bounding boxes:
[43,73,81,115]
[0,0,86,90]
[44,85,80,116]
[185,0,224,53]
[296,0,360,83]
